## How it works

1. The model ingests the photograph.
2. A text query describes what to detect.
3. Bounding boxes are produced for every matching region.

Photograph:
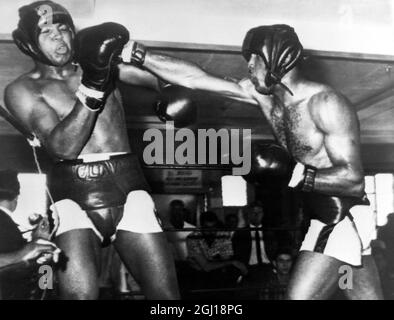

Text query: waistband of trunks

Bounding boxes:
[56,152,134,165]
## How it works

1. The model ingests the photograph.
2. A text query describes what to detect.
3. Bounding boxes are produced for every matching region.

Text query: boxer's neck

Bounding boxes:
[35,61,76,79]
[272,68,305,104]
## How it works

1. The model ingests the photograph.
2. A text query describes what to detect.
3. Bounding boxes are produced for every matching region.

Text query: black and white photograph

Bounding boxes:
[0,0,393,304]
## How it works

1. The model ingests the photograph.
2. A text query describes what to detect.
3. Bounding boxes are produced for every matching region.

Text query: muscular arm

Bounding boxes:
[5,81,98,160]
[142,52,257,104]
[310,92,365,197]
[117,63,160,90]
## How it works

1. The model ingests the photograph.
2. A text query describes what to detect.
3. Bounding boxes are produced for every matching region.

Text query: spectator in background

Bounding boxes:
[169,200,194,227]
[186,211,247,299]
[164,199,196,296]
[378,213,394,272]
[0,169,59,299]
[232,202,271,299]
[260,248,294,300]
[167,200,195,261]
[225,214,239,230]
[225,213,240,239]
[371,245,394,300]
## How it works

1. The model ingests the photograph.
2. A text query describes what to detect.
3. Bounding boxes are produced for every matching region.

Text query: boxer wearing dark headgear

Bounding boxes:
[5,1,179,300]
[122,24,382,299]
[241,24,303,95]
[13,0,75,66]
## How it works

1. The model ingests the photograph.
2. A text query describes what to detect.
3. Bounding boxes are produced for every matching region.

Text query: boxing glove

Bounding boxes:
[243,143,292,184]
[302,192,369,225]
[75,22,129,111]
[154,84,197,128]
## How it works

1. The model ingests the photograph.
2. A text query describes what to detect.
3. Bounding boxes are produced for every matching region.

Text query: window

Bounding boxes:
[365,174,394,226]
[221,175,247,207]
[14,173,47,226]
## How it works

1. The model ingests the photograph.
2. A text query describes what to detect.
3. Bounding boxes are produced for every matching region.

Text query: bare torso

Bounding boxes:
[267,95,330,166]
[246,80,356,170]
[6,65,131,157]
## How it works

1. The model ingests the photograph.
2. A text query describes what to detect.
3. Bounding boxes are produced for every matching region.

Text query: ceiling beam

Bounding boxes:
[356,86,394,120]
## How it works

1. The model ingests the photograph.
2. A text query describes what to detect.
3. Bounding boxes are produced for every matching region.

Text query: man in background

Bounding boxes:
[260,248,294,300]
[0,169,59,299]
[232,202,271,299]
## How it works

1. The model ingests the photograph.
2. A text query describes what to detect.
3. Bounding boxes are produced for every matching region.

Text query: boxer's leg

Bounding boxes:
[286,251,342,300]
[113,190,180,299]
[344,205,383,299]
[114,231,179,299]
[51,200,102,300]
[344,255,383,300]
[56,229,101,300]
[287,216,366,300]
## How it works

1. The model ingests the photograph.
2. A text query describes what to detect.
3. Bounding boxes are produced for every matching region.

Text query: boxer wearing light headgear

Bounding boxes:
[5,1,179,300]
[125,24,382,299]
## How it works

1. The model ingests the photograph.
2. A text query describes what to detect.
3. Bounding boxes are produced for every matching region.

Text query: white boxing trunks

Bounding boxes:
[300,204,377,266]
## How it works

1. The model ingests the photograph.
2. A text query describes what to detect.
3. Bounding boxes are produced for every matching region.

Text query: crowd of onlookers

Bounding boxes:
[163,199,295,300]
[162,200,394,300]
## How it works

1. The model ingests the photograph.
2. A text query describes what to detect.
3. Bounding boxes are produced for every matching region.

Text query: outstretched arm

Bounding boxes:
[119,42,257,105]
[309,92,365,197]
[144,52,256,104]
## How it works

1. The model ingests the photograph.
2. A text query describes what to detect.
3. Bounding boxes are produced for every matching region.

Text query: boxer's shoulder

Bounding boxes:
[306,86,355,127]
[4,75,41,114]
[5,74,62,132]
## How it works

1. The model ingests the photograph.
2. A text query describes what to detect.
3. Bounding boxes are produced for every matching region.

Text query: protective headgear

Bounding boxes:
[242,24,303,95]
[12,0,75,66]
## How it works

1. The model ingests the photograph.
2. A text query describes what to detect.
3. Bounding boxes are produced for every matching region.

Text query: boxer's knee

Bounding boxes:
[59,282,99,300]
[116,190,162,234]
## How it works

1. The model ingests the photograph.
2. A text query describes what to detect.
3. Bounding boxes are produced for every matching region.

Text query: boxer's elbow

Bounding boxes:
[350,180,365,198]
[345,171,365,197]
[47,142,79,160]
[55,151,79,160]
[46,135,82,160]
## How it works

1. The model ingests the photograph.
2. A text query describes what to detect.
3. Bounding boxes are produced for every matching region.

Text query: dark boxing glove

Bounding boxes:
[75,22,129,111]
[154,84,197,128]
[302,193,369,226]
[243,143,292,184]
